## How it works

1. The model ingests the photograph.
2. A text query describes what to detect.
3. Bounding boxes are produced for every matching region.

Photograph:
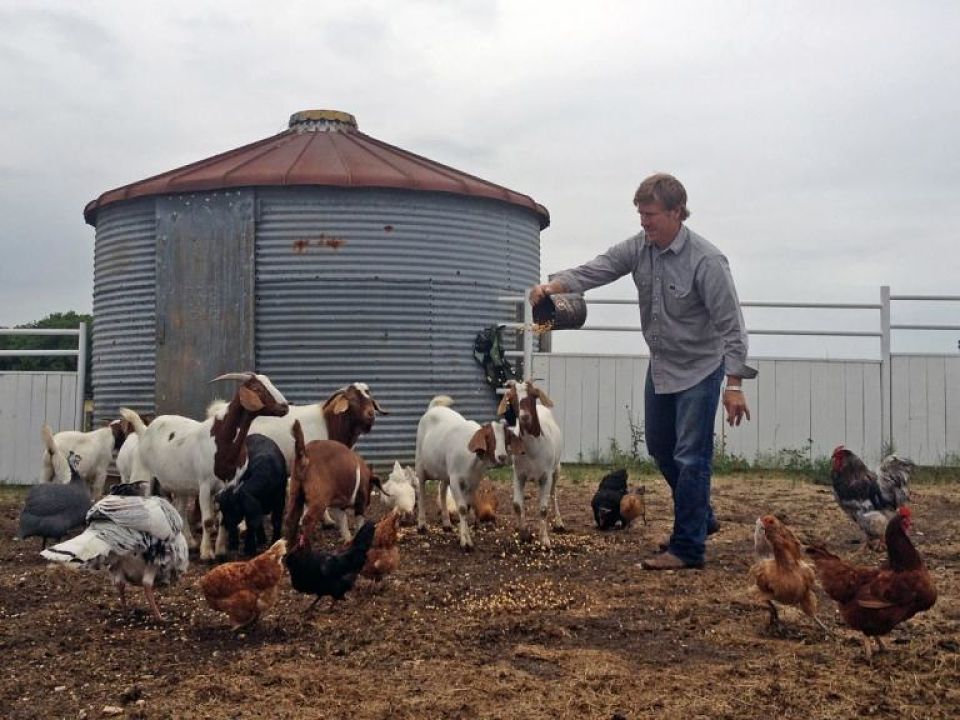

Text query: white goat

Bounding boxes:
[414,396,521,551]
[121,372,289,560]
[40,419,128,498]
[497,380,564,548]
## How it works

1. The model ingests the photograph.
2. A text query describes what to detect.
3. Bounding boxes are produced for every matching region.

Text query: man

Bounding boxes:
[529,173,755,570]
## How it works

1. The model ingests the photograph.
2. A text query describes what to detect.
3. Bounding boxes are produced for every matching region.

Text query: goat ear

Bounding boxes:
[533,387,554,407]
[238,385,265,412]
[496,394,510,416]
[393,460,402,472]
[467,428,488,456]
[331,395,350,415]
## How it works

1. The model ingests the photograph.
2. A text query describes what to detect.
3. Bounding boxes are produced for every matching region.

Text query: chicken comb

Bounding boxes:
[898,506,912,519]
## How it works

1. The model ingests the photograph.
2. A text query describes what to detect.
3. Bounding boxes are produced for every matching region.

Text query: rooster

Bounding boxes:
[830,446,914,549]
[199,539,288,630]
[750,515,826,633]
[360,510,401,584]
[805,506,937,660]
[285,520,375,612]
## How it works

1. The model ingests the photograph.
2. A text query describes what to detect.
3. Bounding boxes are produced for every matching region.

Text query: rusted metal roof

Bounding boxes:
[84,110,549,228]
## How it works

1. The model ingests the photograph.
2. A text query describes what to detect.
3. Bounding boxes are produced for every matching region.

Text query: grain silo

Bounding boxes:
[84,110,548,464]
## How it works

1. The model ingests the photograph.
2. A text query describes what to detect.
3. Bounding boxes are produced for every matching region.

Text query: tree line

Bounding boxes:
[0,311,93,396]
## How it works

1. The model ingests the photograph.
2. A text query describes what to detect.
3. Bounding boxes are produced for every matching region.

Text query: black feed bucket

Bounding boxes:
[532,293,587,330]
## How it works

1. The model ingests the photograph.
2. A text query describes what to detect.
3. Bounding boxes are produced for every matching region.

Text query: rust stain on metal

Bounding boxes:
[292,235,347,254]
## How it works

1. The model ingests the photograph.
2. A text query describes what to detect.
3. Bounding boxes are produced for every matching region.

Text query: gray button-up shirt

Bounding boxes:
[552,225,757,394]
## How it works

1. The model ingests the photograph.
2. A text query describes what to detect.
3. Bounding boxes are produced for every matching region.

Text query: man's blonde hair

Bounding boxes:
[633,173,690,221]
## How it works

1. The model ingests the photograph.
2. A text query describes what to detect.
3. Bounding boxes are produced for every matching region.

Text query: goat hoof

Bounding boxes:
[460,543,474,553]
[552,524,567,533]
[442,525,453,534]
[417,526,427,535]
[518,528,534,544]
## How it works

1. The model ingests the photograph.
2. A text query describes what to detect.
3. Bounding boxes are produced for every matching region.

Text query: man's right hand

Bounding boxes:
[528,281,565,307]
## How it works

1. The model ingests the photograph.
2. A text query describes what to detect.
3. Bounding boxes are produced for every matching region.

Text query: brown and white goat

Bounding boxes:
[121,372,289,560]
[415,395,523,551]
[497,379,564,548]
[250,382,387,469]
[285,419,383,544]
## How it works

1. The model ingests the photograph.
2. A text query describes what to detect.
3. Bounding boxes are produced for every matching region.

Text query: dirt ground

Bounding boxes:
[2,470,959,720]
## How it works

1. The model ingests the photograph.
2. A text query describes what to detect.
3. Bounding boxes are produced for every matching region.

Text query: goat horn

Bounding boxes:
[372,397,389,415]
[209,372,254,383]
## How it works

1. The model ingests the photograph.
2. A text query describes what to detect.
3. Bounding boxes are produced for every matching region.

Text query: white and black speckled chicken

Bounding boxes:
[18,425,91,548]
[830,446,915,549]
[40,483,189,619]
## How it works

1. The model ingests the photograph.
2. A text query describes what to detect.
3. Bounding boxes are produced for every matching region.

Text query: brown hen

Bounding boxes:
[751,515,826,633]
[199,539,287,629]
[360,510,401,583]
[806,506,937,659]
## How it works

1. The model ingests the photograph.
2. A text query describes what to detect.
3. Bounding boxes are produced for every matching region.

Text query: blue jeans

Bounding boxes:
[644,364,724,566]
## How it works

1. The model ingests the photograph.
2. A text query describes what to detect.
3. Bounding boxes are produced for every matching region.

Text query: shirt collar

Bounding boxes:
[646,225,688,255]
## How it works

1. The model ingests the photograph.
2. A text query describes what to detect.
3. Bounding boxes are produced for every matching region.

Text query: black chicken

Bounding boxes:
[591,468,629,530]
[285,520,375,611]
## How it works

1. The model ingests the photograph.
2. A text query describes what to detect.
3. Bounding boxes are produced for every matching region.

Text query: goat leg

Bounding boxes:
[550,469,566,532]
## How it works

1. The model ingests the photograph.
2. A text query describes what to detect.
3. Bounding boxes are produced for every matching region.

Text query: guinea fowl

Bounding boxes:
[40,482,189,619]
[18,425,91,548]
[285,520,375,612]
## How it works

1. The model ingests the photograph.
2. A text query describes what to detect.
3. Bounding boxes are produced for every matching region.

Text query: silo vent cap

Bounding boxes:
[289,110,358,132]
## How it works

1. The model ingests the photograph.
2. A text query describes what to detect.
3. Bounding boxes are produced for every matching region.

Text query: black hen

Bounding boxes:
[591,468,628,530]
[285,520,375,611]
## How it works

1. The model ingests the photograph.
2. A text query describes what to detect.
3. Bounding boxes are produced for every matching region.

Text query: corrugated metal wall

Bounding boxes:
[92,200,157,425]
[255,187,540,466]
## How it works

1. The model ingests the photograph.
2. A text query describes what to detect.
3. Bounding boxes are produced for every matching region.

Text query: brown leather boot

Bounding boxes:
[638,552,704,570]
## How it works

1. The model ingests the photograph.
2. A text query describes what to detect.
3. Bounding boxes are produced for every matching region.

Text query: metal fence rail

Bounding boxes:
[0,326,88,429]
[498,286,959,463]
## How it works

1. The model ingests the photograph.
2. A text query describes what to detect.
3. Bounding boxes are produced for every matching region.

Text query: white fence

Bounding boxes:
[0,327,88,484]
[532,353,960,466]
[508,287,960,467]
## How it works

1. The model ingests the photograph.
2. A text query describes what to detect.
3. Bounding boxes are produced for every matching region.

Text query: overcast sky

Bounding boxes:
[1,1,957,358]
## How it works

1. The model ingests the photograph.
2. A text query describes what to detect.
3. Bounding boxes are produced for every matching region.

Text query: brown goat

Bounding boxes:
[285,419,383,544]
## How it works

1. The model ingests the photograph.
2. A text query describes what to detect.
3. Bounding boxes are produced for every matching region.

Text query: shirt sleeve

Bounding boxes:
[549,235,640,294]
[697,254,757,380]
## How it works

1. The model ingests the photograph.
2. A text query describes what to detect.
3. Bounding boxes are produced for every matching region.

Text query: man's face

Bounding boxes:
[636,199,682,248]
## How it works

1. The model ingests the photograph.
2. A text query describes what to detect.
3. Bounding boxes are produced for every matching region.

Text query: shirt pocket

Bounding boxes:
[663,266,698,314]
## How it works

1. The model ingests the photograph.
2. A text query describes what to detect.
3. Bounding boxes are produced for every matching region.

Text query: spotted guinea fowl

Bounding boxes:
[40,482,189,619]
[18,425,91,549]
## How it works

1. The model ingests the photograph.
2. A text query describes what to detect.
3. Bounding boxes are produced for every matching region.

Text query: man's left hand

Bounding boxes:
[723,389,751,426]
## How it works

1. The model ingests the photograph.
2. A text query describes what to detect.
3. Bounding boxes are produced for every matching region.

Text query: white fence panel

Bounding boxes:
[533,353,894,466]
[0,372,80,485]
[891,356,960,464]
